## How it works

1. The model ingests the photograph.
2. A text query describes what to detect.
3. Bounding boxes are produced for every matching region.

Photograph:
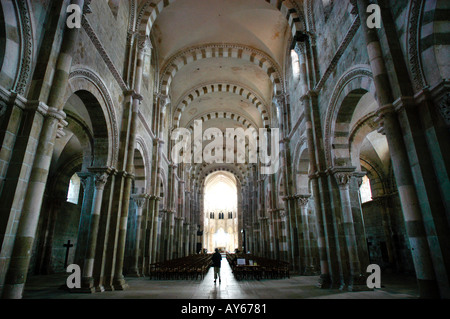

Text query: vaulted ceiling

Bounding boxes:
[137,0,297,181]
[148,0,291,131]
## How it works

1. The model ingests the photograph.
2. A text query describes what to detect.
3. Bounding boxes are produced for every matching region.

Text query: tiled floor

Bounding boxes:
[23,257,418,299]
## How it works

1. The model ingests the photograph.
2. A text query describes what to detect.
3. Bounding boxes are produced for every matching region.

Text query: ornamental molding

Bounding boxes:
[313,15,361,92]
[81,15,128,91]
[14,0,34,96]
[69,67,120,166]
[407,0,427,92]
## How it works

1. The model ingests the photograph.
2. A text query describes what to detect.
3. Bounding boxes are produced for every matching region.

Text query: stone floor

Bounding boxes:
[23,258,418,299]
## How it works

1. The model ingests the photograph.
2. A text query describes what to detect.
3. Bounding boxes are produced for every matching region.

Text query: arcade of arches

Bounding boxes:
[0,0,449,299]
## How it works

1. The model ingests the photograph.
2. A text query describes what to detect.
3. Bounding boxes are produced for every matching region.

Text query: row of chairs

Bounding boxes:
[226,253,290,280]
[149,254,212,280]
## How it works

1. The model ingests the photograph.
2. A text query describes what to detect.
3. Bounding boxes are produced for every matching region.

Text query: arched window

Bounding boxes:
[360,175,372,203]
[290,49,300,80]
[67,173,81,204]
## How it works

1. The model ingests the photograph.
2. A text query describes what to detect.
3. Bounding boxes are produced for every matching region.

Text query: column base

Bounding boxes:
[103,285,115,291]
[303,265,319,276]
[346,274,372,292]
[70,286,96,294]
[127,270,141,277]
[316,273,332,289]
[95,285,105,293]
[70,277,97,293]
[113,276,129,290]
[347,284,372,292]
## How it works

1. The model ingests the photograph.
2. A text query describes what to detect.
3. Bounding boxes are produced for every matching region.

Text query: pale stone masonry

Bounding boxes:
[0,0,448,299]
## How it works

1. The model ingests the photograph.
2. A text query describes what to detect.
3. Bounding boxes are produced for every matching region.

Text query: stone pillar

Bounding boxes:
[78,170,110,293]
[184,189,191,256]
[38,197,65,275]
[356,0,439,298]
[297,194,316,275]
[298,40,333,287]
[92,168,116,292]
[128,194,146,277]
[145,195,158,266]
[259,217,270,258]
[302,91,333,288]
[142,195,155,274]
[0,1,87,299]
[174,217,183,259]
[372,194,399,270]
[102,171,124,291]
[113,34,149,290]
[152,203,163,263]
[332,167,366,291]
[350,171,371,272]
[74,171,95,269]
[283,194,301,273]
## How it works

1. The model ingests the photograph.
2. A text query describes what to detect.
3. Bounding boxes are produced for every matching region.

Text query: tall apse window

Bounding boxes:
[67,173,81,204]
[290,49,300,80]
[359,175,372,204]
[204,171,238,252]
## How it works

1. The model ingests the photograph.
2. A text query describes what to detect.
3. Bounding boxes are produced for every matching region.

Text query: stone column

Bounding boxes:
[74,171,95,269]
[356,0,439,298]
[283,194,301,273]
[38,197,65,275]
[184,189,191,255]
[92,168,116,292]
[147,195,159,266]
[142,195,155,274]
[297,194,316,275]
[332,167,366,291]
[174,216,183,259]
[259,217,270,258]
[79,170,110,293]
[297,39,333,287]
[302,91,333,288]
[0,2,88,298]
[128,194,146,277]
[113,34,148,290]
[351,171,371,272]
[102,171,125,291]
[152,203,163,263]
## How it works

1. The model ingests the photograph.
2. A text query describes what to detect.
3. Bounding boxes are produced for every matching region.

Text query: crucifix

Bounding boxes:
[63,240,74,269]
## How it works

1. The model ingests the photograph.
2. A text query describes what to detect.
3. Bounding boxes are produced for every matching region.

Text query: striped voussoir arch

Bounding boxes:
[324,66,375,167]
[159,44,283,97]
[195,163,246,188]
[265,0,305,38]
[173,82,270,129]
[136,0,304,47]
[184,111,259,138]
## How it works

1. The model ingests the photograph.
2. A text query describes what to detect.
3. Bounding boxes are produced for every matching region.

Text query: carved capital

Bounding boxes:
[273,93,289,107]
[94,172,109,190]
[132,194,147,208]
[296,194,311,207]
[76,171,93,189]
[157,93,170,108]
[331,167,356,187]
[137,34,152,53]
[353,171,367,187]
